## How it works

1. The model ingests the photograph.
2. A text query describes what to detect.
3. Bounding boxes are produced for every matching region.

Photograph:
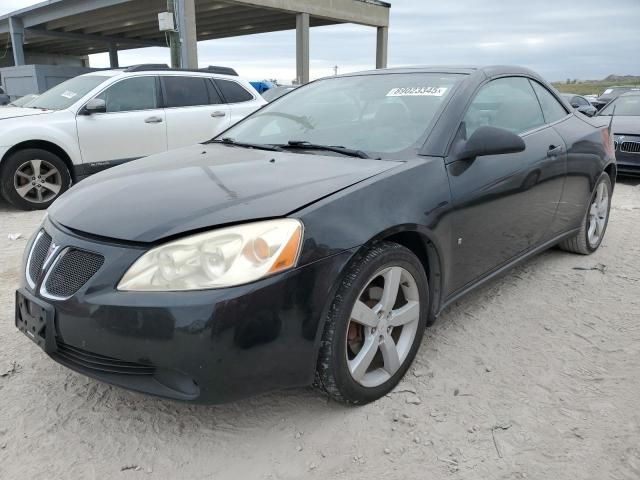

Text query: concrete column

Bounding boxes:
[296,12,310,84]
[108,44,119,68]
[376,26,388,69]
[9,17,25,66]
[176,0,198,69]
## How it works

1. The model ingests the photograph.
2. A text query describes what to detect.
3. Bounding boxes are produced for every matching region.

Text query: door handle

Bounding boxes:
[547,144,563,157]
[211,111,226,118]
[145,116,163,124]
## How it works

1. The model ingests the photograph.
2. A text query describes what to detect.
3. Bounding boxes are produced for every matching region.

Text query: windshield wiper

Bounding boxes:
[278,140,371,159]
[207,137,285,152]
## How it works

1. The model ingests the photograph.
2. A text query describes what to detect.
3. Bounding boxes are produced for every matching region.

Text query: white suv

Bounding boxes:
[0,66,266,210]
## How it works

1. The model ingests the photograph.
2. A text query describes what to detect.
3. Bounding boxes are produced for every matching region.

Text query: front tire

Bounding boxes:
[559,172,612,254]
[0,149,71,210]
[315,242,429,405]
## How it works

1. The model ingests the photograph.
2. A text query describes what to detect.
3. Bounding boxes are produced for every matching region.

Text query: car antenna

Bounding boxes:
[608,105,616,133]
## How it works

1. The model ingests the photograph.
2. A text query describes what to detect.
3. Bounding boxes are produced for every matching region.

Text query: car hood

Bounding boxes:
[611,116,640,135]
[49,144,399,242]
[0,107,52,120]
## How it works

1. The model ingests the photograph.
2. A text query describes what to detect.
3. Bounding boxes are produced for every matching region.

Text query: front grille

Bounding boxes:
[28,231,52,286]
[621,141,640,154]
[44,249,104,299]
[55,341,156,375]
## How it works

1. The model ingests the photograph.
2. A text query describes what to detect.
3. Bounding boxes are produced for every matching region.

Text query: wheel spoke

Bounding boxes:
[36,188,43,202]
[588,219,596,238]
[41,169,57,180]
[596,216,604,236]
[380,267,402,312]
[597,184,604,205]
[16,170,31,180]
[30,160,42,177]
[389,300,419,327]
[41,181,61,195]
[351,300,378,327]
[348,336,378,381]
[15,183,34,199]
[380,336,401,375]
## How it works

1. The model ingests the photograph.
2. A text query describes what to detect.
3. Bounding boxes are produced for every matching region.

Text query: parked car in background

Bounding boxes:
[8,94,39,108]
[561,93,597,116]
[599,91,640,176]
[16,65,616,405]
[0,86,10,106]
[592,86,640,111]
[262,85,298,102]
[0,65,265,210]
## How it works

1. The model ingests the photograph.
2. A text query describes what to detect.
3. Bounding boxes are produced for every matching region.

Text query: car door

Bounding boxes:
[214,78,262,126]
[445,76,567,294]
[162,75,231,150]
[76,76,167,165]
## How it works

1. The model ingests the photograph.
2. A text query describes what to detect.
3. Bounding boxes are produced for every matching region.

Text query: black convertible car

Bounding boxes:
[16,66,616,405]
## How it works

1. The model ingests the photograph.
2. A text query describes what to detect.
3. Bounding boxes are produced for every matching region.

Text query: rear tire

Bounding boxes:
[0,149,71,210]
[558,173,612,255]
[315,242,429,405]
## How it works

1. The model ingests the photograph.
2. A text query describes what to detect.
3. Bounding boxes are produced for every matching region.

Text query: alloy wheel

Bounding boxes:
[13,159,62,204]
[587,181,609,247]
[346,266,421,388]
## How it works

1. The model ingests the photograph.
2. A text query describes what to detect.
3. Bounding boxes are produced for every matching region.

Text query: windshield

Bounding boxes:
[220,73,464,156]
[29,75,109,111]
[600,96,640,116]
[10,94,38,107]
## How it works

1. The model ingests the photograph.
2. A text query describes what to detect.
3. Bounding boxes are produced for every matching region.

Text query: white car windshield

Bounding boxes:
[220,73,464,156]
[28,76,109,111]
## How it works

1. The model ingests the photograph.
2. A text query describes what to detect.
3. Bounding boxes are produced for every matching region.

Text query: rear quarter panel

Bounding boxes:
[549,114,613,233]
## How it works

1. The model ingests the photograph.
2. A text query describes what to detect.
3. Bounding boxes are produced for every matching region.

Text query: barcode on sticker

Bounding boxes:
[387,87,447,97]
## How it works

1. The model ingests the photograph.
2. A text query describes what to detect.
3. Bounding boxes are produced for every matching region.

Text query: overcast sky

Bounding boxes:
[2,0,639,83]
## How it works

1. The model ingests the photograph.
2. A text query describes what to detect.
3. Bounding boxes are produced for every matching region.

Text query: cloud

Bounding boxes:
[1,0,639,82]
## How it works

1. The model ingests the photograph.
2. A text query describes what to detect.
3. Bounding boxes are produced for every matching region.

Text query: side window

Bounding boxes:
[530,81,568,124]
[463,77,545,137]
[206,79,223,105]
[215,79,254,103]
[163,76,210,108]
[96,77,158,113]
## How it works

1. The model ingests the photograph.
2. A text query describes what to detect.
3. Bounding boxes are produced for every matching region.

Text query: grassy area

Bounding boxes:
[552,80,640,96]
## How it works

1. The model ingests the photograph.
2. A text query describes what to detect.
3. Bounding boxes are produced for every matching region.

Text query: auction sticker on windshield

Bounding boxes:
[61,91,77,99]
[387,87,447,97]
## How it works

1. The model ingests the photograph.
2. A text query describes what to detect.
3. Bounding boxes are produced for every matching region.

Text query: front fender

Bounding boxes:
[0,111,81,164]
[294,157,453,310]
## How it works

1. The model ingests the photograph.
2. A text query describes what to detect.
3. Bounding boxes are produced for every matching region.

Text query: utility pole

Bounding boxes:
[167,0,180,68]
[333,65,339,76]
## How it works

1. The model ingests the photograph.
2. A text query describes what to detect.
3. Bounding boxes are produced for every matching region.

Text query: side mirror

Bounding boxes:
[453,125,526,161]
[81,98,106,115]
[582,107,596,117]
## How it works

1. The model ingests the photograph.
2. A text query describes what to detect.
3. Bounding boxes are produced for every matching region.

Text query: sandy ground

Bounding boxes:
[0,179,639,480]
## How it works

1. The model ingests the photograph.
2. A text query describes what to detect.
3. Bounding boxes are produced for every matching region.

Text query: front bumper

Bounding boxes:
[18,218,355,403]
[615,136,640,176]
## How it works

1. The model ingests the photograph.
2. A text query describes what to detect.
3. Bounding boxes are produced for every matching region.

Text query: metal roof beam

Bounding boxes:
[24,27,164,48]
[224,0,389,27]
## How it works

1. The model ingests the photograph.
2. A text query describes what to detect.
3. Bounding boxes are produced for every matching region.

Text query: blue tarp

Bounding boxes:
[250,80,276,94]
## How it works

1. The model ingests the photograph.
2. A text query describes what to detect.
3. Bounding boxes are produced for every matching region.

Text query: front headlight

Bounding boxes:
[118,219,303,291]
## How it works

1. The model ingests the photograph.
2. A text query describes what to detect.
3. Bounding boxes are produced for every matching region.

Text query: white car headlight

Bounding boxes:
[118,219,303,291]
